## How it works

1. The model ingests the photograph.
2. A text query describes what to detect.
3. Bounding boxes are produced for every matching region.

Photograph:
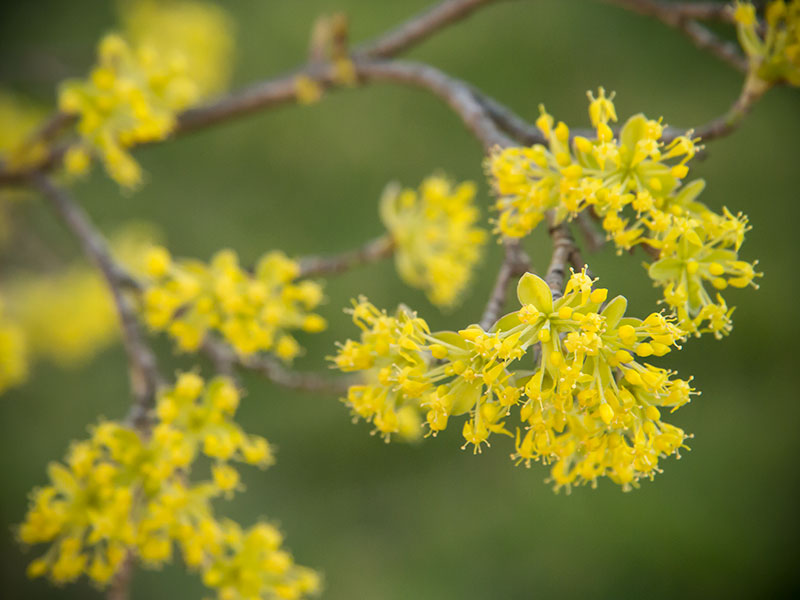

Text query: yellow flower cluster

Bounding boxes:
[380,175,487,308]
[487,90,760,336]
[59,1,234,188]
[333,270,695,491]
[4,265,118,368]
[0,91,48,240]
[0,91,47,171]
[736,0,800,86]
[120,0,235,98]
[19,373,319,599]
[141,247,326,362]
[0,299,28,394]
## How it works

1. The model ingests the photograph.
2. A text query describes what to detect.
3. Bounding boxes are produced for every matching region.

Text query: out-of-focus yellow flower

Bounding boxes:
[380,175,487,308]
[735,0,800,86]
[59,1,235,188]
[5,266,117,368]
[0,91,47,170]
[120,0,235,98]
[0,299,28,394]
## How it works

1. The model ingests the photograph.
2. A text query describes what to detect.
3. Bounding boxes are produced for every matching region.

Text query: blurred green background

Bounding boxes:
[2,1,799,598]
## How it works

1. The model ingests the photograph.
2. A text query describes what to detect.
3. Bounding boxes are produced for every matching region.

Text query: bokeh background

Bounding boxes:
[2,1,799,598]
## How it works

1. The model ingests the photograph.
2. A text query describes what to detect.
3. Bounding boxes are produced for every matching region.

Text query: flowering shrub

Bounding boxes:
[0,0,793,598]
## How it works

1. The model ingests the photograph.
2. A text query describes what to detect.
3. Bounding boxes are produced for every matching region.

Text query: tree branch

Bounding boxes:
[575,210,606,253]
[693,74,769,141]
[32,174,161,429]
[479,239,530,329]
[601,0,747,72]
[545,219,585,298]
[355,59,513,149]
[202,336,353,394]
[106,552,135,600]
[298,235,394,278]
[602,0,736,24]
[358,0,504,58]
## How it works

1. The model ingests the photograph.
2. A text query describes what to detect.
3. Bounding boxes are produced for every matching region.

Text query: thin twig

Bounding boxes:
[202,336,353,394]
[677,20,749,73]
[693,74,769,141]
[472,88,546,145]
[602,0,735,24]
[479,239,530,329]
[602,0,747,72]
[359,0,503,58]
[241,354,356,395]
[32,174,161,429]
[545,218,584,298]
[576,210,606,253]
[106,552,135,600]
[356,59,513,150]
[299,235,394,278]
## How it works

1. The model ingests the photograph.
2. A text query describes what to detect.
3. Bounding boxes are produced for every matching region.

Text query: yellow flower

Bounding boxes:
[333,270,695,490]
[0,90,47,170]
[140,247,326,361]
[380,174,487,308]
[736,1,800,86]
[120,0,235,98]
[19,373,315,596]
[488,89,759,336]
[59,1,235,188]
[0,299,28,394]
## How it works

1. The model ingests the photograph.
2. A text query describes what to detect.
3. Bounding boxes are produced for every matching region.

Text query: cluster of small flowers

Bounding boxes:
[333,270,695,491]
[4,265,118,368]
[0,91,47,172]
[19,373,320,599]
[141,246,327,362]
[380,175,487,308]
[59,0,234,188]
[736,0,800,86]
[0,91,47,242]
[487,90,760,337]
[120,0,235,98]
[0,299,27,394]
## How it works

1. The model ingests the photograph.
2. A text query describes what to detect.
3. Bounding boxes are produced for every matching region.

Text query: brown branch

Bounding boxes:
[601,0,747,73]
[106,552,135,600]
[602,0,735,24]
[32,174,161,429]
[359,0,503,59]
[241,354,355,395]
[693,74,769,141]
[677,20,749,73]
[202,336,353,394]
[576,210,606,253]
[545,219,584,298]
[356,59,513,150]
[479,239,530,329]
[298,235,394,278]
[472,88,547,145]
